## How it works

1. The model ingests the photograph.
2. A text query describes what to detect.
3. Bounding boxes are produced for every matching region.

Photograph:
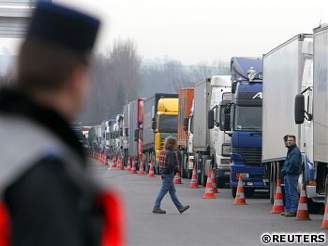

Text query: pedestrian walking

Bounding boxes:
[281,135,302,217]
[153,137,190,214]
[0,2,124,246]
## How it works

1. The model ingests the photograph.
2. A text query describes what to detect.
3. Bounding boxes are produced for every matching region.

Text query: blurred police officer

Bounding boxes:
[0,2,123,246]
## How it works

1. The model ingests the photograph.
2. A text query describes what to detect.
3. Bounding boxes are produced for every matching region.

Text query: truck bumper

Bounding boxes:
[216,167,230,179]
[230,165,269,189]
[305,185,325,203]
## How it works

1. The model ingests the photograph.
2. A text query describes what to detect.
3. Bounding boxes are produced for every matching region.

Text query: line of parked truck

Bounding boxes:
[89,24,328,212]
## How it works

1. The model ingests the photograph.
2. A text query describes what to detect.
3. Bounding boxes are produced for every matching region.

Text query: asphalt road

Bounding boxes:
[91,161,326,246]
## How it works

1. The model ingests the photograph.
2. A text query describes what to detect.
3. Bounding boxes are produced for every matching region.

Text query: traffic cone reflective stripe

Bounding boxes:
[202,170,216,199]
[174,172,182,184]
[189,168,199,189]
[296,187,310,220]
[234,176,247,205]
[148,161,155,178]
[271,179,284,213]
[321,204,328,229]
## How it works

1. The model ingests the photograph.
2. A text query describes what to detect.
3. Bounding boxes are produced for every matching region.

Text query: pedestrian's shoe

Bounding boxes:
[178,205,190,214]
[152,208,166,214]
[285,212,296,217]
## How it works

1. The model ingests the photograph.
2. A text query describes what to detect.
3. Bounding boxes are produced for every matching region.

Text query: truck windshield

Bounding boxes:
[234,106,262,131]
[159,115,178,133]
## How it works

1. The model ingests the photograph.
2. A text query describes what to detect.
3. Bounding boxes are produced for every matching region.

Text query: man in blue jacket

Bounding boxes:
[281,135,302,217]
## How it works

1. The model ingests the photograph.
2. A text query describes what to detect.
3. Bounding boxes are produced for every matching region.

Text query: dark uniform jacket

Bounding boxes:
[282,144,302,176]
[159,149,179,175]
[0,89,123,246]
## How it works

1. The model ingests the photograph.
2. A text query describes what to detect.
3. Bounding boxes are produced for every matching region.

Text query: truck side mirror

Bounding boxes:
[134,129,139,141]
[208,109,215,129]
[183,118,189,131]
[219,106,231,131]
[295,94,305,124]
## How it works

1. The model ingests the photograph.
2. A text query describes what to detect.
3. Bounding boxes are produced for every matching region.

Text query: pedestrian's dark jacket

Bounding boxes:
[0,88,112,246]
[159,149,179,175]
[282,144,302,176]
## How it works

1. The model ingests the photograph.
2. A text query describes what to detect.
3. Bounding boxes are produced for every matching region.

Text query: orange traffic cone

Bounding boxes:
[112,157,117,168]
[296,186,310,220]
[211,171,219,193]
[189,168,199,189]
[271,179,284,214]
[202,170,216,199]
[131,159,137,174]
[138,160,145,175]
[174,172,182,184]
[321,199,328,229]
[148,161,155,178]
[120,157,124,170]
[234,176,247,205]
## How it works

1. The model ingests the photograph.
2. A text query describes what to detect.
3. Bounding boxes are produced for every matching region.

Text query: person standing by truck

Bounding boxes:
[153,137,190,214]
[281,135,302,217]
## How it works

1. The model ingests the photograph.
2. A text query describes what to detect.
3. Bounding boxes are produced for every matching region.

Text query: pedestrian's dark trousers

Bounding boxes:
[154,174,183,209]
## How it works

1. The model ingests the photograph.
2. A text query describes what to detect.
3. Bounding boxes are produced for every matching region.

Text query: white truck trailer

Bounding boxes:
[193,76,231,186]
[262,34,317,205]
[295,25,328,206]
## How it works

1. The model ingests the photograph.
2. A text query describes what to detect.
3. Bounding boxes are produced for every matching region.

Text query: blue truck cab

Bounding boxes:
[221,57,268,197]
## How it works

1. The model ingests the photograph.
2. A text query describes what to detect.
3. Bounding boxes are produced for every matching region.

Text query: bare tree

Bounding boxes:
[79,39,141,125]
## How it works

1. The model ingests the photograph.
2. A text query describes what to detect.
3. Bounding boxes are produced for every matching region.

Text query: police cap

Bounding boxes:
[26,1,101,60]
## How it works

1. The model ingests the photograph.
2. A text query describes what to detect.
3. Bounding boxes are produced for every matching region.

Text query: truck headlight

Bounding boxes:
[222,143,231,157]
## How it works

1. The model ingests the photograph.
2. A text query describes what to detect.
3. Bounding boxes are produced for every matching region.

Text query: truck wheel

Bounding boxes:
[269,179,276,204]
[201,174,207,187]
[308,199,323,214]
[324,175,328,213]
[217,178,225,188]
[245,188,254,198]
[187,169,192,179]
[232,187,237,198]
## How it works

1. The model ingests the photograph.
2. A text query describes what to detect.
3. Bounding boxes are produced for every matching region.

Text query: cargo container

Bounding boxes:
[177,88,194,178]
[262,34,315,204]
[295,25,328,206]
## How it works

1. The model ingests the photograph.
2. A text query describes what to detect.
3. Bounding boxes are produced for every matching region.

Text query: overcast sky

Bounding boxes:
[4,0,328,65]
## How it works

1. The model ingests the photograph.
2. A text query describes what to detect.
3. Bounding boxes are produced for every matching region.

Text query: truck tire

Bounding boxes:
[269,179,276,204]
[201,173,207,187]
[245,188,254,198]
[324,175,328,213]
[217,178,225,188]
[232,187,237,198]
[308,199,323,214]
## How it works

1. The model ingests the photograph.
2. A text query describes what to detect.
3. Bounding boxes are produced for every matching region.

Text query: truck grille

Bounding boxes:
[160,138,165,149]
[232,147,262,166]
